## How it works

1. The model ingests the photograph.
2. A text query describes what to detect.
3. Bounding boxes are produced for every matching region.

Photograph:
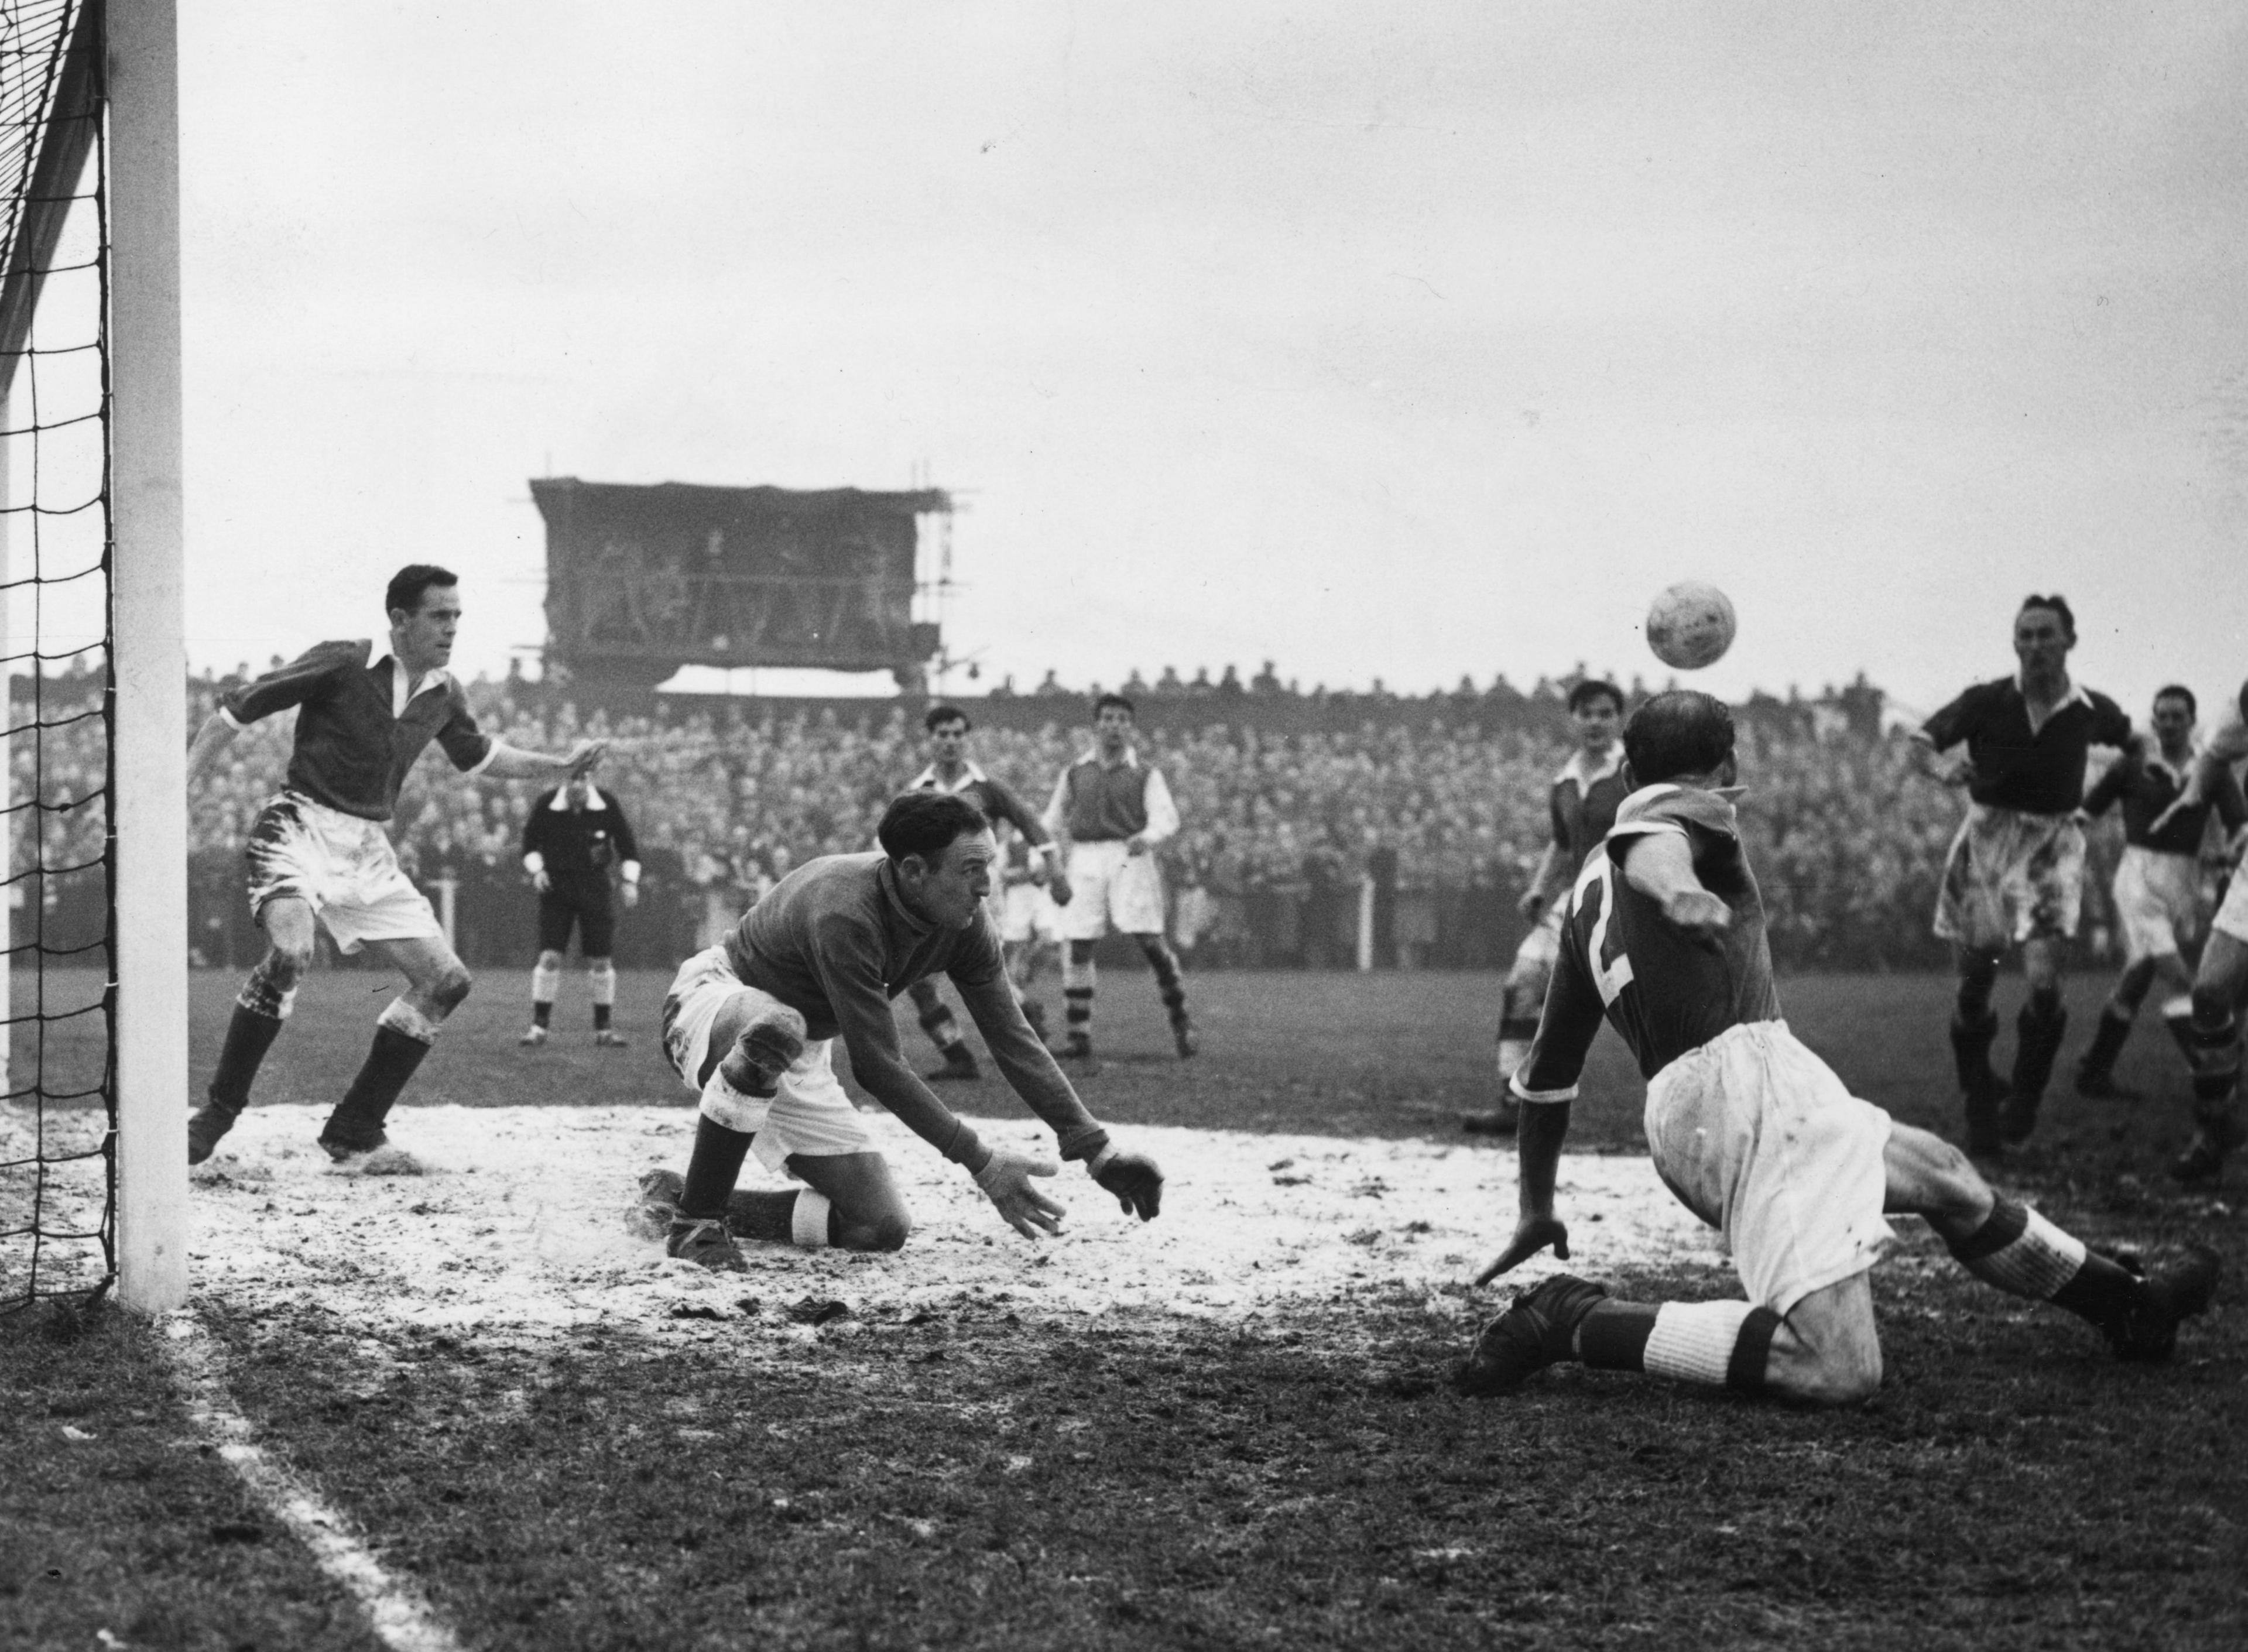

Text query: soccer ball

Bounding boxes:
[1644,581,1736,671]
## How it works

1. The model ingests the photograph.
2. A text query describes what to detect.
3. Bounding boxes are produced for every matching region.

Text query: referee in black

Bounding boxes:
[519,762,642,1048]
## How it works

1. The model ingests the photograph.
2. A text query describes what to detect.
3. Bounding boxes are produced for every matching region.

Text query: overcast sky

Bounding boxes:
[151,2,2248,718]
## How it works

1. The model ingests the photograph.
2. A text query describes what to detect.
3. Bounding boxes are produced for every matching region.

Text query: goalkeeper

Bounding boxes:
[640,790,1163,1268]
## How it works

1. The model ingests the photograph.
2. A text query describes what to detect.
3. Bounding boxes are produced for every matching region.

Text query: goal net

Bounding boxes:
[1,0,183,1316]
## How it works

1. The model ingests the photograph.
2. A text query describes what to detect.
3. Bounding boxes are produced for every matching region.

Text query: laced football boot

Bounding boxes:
[594,1029,630,1048]
[2104,1245,2221,1363]
[719,1005,808,1099]
[518,1024,549,1047]
[1453,1274,1610,1396]
[187,1101,241,1166]
[667,1214,748,1273]
[317,1125,390,1164]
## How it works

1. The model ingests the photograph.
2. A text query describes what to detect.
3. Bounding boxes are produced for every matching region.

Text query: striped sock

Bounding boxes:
[1577,1299,1778,1392]
[1945,1197,2137,1327]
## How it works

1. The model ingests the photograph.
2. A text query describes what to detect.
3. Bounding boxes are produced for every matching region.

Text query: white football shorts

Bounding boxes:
[659,945,876,1174]
[1000,880,1061,945]
[2110,845,2201,964]
[1932,804,2086,950]
[2214,863,2248,945]
[243,790,443,955]
[1056,839,1166,941]
[1643,1020,1895,1316]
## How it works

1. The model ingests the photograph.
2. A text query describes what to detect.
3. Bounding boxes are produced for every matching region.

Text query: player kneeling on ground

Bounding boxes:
[642,790,1163,1267]
[1459,690,2218,1405]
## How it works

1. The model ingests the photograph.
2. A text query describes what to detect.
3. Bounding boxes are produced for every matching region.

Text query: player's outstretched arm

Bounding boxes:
[479,737,608,782]
[184,712,237,787]
[1473,1098,1571,1286]
[1619,831,1730,946]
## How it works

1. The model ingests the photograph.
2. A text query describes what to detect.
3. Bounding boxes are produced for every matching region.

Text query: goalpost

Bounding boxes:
[0,0,185,1315]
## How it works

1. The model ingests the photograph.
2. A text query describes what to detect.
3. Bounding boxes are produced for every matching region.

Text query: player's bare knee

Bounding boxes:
[1767,1320,1882,1406]
[263,940,313,987]
[848,1208,913,1253]
[430,965,474,1012]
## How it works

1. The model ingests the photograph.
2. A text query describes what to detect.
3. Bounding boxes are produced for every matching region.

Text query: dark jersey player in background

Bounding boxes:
[900,704,1071,1079]
[2072,685,2246,1099]
[183,565,602,1167]
[1469,678,1629,1135]
[519,760,643,1048]
[1913,595,2133,1153]
[1457,691,2215,1405]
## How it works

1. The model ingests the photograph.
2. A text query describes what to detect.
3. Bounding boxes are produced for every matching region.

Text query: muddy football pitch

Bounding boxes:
[5,966,2244,1650]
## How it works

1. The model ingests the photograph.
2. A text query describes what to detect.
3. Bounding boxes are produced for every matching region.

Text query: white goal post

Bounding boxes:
[109,0,190,1312]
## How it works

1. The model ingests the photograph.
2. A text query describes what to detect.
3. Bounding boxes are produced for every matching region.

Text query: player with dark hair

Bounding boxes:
[638,789,1161,1270]
[184,565,604,1166]
[897,703,1072,1079]
[1458,690,2216,1404]
[1469,678,1629,1135]
[1911,595,2133,1153]
[2147,676,2248,1183]
[2072,685,2246,1099]
[519,757,643,1048]
[1043,693,1197,1063]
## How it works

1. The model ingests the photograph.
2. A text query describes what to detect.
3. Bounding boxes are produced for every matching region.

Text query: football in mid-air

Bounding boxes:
[1645,581,1737,671]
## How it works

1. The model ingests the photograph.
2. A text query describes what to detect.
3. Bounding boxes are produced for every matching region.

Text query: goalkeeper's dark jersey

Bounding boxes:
[1513,784,1783,1097]
[1550,748,1630,865]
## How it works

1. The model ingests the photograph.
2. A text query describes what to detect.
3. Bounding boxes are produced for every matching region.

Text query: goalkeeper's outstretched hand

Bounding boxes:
[972,1148,1066,1240]
[1092,1150,1164,1221]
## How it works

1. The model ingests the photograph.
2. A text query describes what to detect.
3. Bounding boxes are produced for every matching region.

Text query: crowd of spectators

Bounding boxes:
[5,664,2160,974]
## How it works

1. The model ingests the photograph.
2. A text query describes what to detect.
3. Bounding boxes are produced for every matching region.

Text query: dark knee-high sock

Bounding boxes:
[1577,1299,1781,1392]
[726,1187,832,1247]
[327,1003,438,1138]
[910,980,964,1051]
[1063,954,1095,1041]
[210,968,295,1112]
[1142,937,1187,1018]
[1950,959,2003,1094]
[2078,1003,2134,1078]
[680,1113,754,1218]
[1944,1195,2140,1328]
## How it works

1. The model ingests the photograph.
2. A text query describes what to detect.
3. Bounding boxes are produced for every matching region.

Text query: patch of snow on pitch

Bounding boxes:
[187,1105,1721,1341]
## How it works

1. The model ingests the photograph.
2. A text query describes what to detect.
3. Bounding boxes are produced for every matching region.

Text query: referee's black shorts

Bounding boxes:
[537,874,616,957]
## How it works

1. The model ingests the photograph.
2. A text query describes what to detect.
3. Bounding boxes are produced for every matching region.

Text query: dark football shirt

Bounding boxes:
[1514,785,1784,1096]
[218,639,493,822]
[906,762,1050,844]
[725,852,1106,1167]
[1550,749,1631,865]
[1920,676,2132,815]
[2081,748,2247,856]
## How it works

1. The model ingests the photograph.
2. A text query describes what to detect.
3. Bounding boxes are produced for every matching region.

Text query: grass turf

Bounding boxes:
[6,965,2247,1648]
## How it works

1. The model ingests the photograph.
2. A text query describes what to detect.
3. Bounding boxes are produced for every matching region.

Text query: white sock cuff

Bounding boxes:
[378,997,441,1044]
[1977,1208,2086,1300]
[2161,995,2195,1023]
[531,961,562,1000]
[1644,1300,1757,1387]
[791,1189,832,1249]
[698,1069,769,1135]
[588,962,617,1006]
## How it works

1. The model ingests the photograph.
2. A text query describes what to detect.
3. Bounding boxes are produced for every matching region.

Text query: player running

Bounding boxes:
[898,704,1071,1079]
[519,758,643,1048]
[2148,677,2248,1184]
[1468,678,1629,1135]
[638,790,1160,1269]
[1458,691,2217,1404]
[184,565,602,1166]
[2072,686,2245,1099]
[1913,595,2133,1153]
[1044,694,1197,1063]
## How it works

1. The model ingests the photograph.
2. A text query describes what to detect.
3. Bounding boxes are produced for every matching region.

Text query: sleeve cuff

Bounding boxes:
[466,741,501,776]
[522,852,545,875]
[1508,1075,1578,1103]
[1056,1123,1110,1163]
[215,704,248,732]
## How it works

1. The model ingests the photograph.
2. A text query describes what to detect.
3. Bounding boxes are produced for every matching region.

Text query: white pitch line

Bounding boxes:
[161,1313,465,1652]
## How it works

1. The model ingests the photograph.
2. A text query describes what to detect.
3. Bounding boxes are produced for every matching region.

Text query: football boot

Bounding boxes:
[518,1024,549,1047]
[594,1029,630,1048]
[927,1043,981,1082]
[187,1101,241,1166]
[2104,1245,2221,1363]
[1453,1274,1609,1396]
[667,1214,748,1273]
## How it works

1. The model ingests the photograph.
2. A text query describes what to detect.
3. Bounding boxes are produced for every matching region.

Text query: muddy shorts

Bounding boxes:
[244,791,442,954]
[1932,804,2085,951]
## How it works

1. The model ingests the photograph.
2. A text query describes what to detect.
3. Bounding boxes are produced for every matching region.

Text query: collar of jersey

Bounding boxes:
[547,787,607,811]
[1084,747,1141,770]
[1557,746,1623,791]
[2010,672,2091,714]
[910,760,988,791]
[368,643,452,715]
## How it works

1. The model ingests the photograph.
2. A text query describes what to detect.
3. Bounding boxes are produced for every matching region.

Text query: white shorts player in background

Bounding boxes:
[1460,691,2216,1405]
[1469,678,1629,1135]
[183,565,604,1167]
[1043,693,1197,1063]
[2072,686,2246,1100]
[2151,677,2248,1184]
[1912,595,2133,1154]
